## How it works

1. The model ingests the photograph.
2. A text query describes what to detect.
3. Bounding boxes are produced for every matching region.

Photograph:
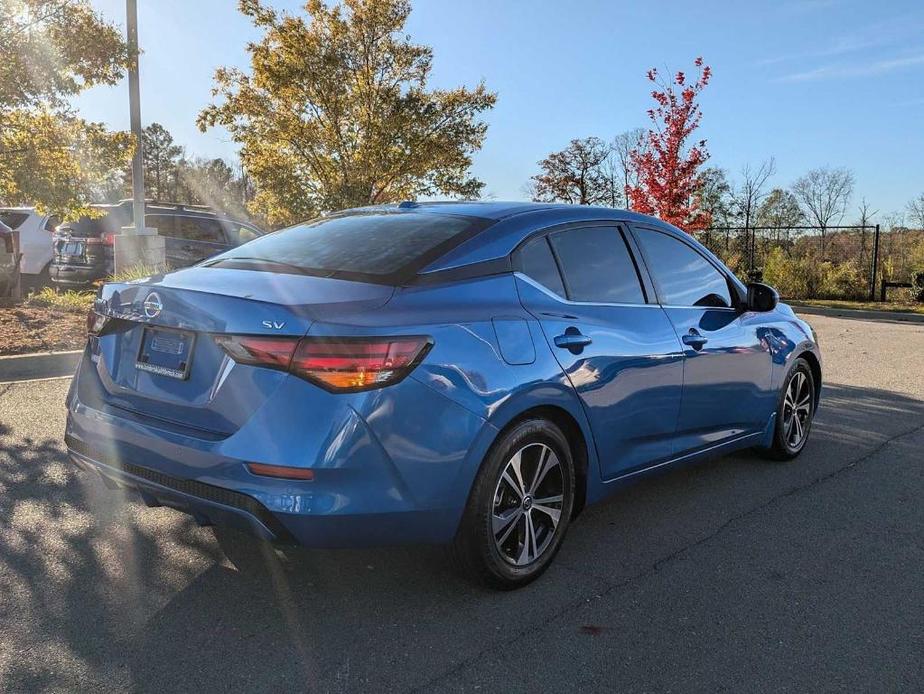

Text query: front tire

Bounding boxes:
[761,357,816,461]
[451,418,575,590]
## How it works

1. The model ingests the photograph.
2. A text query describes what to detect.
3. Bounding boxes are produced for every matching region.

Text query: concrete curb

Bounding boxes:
[791,304,924,324]
[0,350,82,383]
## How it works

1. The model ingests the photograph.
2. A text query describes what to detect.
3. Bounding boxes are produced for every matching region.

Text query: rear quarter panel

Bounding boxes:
[307,273,603,510]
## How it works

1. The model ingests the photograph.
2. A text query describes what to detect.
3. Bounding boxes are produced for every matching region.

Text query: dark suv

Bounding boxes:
[51,201,263,287]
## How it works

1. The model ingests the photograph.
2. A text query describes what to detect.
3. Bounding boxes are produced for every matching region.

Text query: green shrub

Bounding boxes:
[912,270,924,302]
[820,260,867,300]
[762,247,809,298]
[27,287,94,313]
[761,248,868,300]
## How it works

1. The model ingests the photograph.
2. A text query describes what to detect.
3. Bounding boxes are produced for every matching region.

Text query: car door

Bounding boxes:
[18,212,55,275]
[514,224,685,480]
[630,225,774,454]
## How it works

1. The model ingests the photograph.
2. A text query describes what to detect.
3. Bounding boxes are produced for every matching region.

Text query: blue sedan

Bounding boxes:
[66,202,821,589]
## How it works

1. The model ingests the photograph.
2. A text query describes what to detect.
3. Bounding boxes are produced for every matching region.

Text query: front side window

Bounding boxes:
[230,224,261,244]
[548,226,645,304]
[634,228,732,308]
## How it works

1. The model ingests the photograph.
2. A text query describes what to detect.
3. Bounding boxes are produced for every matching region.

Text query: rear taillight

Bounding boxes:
[86,308,108,335]
[213,335,297,369]
[85,233,114,246]
[214,335,432,392]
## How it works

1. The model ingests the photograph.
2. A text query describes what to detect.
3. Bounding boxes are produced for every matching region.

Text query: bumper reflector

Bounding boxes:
[246,463,315,481]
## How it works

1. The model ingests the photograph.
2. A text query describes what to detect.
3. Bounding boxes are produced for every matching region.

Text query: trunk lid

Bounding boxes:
[92,266,394,434]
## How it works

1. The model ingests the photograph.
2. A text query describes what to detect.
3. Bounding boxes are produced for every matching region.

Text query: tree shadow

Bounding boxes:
[1,382,921,691]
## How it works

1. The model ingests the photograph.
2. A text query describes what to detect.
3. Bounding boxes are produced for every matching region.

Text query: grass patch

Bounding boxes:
[26,287,95,314]
[791,299,924,315]
[108,263,168,283]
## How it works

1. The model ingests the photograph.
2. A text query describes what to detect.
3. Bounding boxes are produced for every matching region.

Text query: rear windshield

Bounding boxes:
[0,212,29,230]
[206,212,490,283]
[60,208,129,237]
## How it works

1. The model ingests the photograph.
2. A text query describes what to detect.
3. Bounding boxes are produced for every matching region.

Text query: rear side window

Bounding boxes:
[515,236,566,297]
[146,215,176,236]
[210,212,489,282]
[0,212,29,230]
[548,227,645,304]
[174,217,225,243]
[634,228,732,308]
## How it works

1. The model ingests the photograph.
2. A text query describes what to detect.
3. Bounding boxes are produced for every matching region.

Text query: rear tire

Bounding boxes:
[451,418,575,590]
[760,357,816,461]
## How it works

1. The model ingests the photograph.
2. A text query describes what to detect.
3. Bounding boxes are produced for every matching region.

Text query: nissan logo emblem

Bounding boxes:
[143,291,163,319]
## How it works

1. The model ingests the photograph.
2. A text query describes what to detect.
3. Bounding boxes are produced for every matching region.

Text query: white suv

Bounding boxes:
[0,208,59,286]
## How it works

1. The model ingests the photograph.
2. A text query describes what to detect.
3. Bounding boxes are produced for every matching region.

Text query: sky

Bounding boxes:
[75,0,924,221]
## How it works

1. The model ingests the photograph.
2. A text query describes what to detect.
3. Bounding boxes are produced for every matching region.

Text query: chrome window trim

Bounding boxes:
[514,272,661,309]
[660,305,738,312]
[517,274,740,312]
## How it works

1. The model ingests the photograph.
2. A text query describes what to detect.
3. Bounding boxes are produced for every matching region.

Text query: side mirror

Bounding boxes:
[747,282,779,312]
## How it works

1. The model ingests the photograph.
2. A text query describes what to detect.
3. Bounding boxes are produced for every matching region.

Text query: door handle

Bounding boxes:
[682,330,708,350]
[554,330,592,353]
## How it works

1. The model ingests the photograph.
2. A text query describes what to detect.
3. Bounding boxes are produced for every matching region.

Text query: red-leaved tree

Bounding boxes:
[627,57,712,232]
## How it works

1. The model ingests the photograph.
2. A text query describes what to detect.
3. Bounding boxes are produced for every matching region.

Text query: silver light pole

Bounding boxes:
[115,0,165,274]
[127,0,144,234]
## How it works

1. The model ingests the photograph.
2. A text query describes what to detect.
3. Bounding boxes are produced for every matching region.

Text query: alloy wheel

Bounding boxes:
[492,442,565,566]
[782,371,813,449]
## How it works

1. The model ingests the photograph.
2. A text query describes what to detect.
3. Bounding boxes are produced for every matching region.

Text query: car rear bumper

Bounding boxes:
[51,263,105,286]
[67,435,292,542]
[65,419,468,548]
[65,350,491,548]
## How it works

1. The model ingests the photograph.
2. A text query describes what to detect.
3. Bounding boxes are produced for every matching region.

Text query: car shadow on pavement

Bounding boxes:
[1,383,922,692]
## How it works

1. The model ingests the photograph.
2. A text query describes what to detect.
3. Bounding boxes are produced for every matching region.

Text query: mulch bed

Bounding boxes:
[0,303,87,356]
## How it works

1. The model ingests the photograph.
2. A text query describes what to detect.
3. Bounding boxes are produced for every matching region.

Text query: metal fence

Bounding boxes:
[694,225,884,300]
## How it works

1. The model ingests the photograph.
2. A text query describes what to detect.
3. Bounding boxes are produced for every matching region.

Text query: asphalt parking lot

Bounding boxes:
[1,313,922,693]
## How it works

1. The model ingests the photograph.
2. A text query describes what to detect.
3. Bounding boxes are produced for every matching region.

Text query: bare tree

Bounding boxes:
[733,158,776,269]
[758,188,802,229]
[855,197,878,266]
[610,128,645,210]
[600,147,625,208]
[531,137,611,205]
[696,167,737,256]
[792,166,854,258]
[907,192,924,231]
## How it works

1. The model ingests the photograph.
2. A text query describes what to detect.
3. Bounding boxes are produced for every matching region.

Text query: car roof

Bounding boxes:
[336,201,686,273]
[340,200,670,223]
[57,202,259,228]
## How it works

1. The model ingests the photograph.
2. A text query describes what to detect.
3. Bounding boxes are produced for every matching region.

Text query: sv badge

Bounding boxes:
[262,320,286,330]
